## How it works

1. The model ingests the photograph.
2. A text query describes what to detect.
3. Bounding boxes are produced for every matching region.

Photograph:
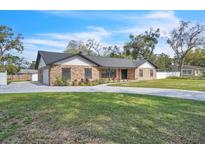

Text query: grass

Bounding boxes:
[110,79,205,91]
[7,80,30,84]
[0,92,205,144]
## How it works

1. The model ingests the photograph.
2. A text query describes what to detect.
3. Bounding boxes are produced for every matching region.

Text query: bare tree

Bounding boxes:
[85,39,102,56]
[86,39,115,57]
[65,39,120,57]
[167,21,205,76]
[64,40,90,54]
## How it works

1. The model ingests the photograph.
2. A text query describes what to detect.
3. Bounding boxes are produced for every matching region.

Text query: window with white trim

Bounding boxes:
[62,68,71,81]
[101,68,116,78]
[150,70,154,77]
[139,69,143,77]
[85,68,92,79]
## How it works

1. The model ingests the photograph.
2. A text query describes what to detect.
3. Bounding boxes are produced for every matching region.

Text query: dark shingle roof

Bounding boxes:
[85,56,134,67]
[35,50,157,69]
[38,50,72,65]
[84,55,149,68]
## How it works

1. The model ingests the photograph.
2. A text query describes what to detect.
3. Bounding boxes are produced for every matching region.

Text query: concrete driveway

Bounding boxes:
[0,81,205,101]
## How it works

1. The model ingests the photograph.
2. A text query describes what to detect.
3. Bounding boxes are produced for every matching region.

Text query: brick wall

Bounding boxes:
[49,64,100,86]
[135,68,156,80]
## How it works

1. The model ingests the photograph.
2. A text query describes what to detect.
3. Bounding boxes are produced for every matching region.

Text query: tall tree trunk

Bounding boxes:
[179,58,185,77]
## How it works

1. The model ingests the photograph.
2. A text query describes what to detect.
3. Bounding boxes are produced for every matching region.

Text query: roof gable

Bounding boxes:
[138,61,155,69]
[55,55,97,66]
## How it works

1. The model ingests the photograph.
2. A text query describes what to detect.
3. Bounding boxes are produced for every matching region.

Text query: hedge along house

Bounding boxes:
[35,50,158,86]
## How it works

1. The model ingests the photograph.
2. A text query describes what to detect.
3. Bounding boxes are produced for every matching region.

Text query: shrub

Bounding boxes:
[54,77,71,86]
[73,79,78,86]
[79,82,85,86]
[55,78,125,86]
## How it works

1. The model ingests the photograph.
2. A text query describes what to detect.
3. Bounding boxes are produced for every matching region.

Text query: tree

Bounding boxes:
[5,64,18,75]
[185,48,205,67]
[167,21,205,76]
[108,45,132,59]
[3,54,29,74]
[65,39,120,57]
[0,25,24,64]
[154,53,172,71]
[64,40,93,55]
[124,28,160,62]
[29,61,36,69]
[85,39,116,57]
[108,45,122,58]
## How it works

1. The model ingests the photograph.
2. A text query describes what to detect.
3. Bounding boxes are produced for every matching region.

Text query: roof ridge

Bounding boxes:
[38,50,146,62]
[86,55,136,61]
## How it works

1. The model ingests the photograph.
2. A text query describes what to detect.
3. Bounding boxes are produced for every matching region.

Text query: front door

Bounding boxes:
[121,69,128,79]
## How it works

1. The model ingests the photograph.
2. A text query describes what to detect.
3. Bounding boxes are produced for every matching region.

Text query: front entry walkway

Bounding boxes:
[0,81,205,101]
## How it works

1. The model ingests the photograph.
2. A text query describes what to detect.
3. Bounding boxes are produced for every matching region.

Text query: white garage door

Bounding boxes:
[43,69,49,85]
[32,73,38,81]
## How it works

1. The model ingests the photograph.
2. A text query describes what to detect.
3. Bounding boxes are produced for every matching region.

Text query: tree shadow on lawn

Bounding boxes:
[0,93,205,143]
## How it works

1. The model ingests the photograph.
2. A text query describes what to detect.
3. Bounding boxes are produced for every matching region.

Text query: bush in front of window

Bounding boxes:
[77,78,116,86]
[54,76,71,86]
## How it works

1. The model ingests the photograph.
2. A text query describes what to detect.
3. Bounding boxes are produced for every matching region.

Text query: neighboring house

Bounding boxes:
[17,69,38,81]
[7,69,38,82]
[35,50,158,86]
[171,65,205,76]
[181,65,205,76]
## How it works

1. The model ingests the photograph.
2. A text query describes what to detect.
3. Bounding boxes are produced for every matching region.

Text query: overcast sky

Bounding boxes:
[1,10,205,61]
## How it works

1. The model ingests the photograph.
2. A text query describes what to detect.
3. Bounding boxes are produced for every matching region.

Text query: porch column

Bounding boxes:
[116,68,121,80]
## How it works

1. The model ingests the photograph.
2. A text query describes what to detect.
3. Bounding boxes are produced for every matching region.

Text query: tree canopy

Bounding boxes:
[167,21,205,75]
[0,25,24,62]
[185,48,205,67]
[154,53,172,71]
[0,25,24,74]
[124,28,160,62]
[64,39,121,57]
[2,54,29,74]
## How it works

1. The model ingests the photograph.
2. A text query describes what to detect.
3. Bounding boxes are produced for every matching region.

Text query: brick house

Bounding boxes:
[35,50,158,86]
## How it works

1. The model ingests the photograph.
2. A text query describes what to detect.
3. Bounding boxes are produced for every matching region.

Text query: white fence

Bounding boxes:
[156,72,180,79]
[0,72,7,85]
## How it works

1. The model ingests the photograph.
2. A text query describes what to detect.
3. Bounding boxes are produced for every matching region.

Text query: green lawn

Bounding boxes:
[111,79,205,91]
[0,93,205,143]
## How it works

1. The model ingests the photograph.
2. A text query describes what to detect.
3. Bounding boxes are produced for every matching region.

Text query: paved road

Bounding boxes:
[0,81,205,101]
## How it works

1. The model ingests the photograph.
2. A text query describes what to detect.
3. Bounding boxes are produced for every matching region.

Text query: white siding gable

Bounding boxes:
[38,57,46,69]
[55,56,96,66]
[138,62,154,69]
